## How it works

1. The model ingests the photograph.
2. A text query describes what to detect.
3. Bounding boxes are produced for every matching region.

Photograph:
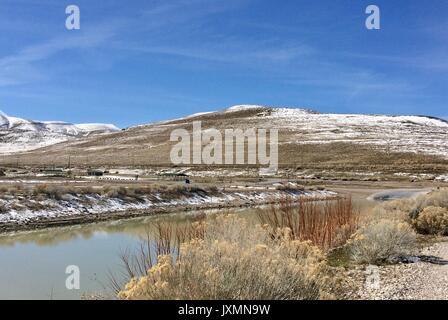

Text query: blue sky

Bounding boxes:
[0,0,447,127]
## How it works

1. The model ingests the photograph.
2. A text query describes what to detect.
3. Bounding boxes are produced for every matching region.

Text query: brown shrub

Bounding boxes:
[275,184,305,192]
[79,186,96,195]
[257,197,358,250]
[33,184,49,196]
[42,186,65,200]
[412,206,448,235]
[117,215,339,300]
[0,203,7,214]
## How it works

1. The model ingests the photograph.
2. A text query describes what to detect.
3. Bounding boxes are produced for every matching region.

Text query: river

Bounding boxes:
[0,209,257,300]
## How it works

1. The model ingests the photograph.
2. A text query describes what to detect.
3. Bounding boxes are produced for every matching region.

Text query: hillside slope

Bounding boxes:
[0,111,119,153]
[2,105,448,173]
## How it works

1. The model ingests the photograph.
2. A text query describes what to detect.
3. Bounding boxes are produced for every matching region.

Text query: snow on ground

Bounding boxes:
[184,111,216,118]
[0,110,119,154]
[73,123,120,132]
[0,130,70,153]
[436,175,448,182]
[225,105,266,112]
[166,105,448,159]
[263,107,448,158]
[3,105,447,159]
[0,189,336,225]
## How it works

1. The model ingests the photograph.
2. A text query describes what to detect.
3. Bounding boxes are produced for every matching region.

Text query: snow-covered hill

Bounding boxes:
[158,104,448,159]
[0,111,119,154]
[265,107,448,158]
[163,104,448,158]
[1,105,448,170]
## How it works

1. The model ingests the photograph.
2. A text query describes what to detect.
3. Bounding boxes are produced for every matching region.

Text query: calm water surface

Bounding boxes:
[0,209,258,300]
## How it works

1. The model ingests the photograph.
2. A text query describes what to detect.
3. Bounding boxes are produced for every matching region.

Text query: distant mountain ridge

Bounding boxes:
[0,110,119,154]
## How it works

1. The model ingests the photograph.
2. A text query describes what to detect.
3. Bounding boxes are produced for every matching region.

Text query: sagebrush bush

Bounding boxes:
[348,219,416,265]
[275,184,306,192]
[412,206,448,236]
[32,184,49,196]
[0,202,7,214]
[410,189,448,219]
[118,215,339,300]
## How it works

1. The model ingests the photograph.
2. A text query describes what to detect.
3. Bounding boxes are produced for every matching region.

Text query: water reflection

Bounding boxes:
[0,207,255,247]
[0,214,201,247]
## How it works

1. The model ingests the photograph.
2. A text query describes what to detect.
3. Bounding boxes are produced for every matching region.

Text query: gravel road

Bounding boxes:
[351,239,448,300]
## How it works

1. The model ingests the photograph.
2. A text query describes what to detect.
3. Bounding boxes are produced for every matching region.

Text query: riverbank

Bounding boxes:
[0,186,336,234]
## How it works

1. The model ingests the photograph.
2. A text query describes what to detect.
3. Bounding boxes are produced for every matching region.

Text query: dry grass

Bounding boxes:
[348,219,417,265]
[0,183,218,202]
[411,189,448,218]
[117,215,340,300]
[366,189,448,224]
[369,198,414,223]
[109,216,207,293]
[257,197,359,250]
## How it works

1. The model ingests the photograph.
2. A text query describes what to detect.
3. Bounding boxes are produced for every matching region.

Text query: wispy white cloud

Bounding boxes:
[127,42,313,65]
[0,0,253,87]
[284,67,418,100]
[137,0,251,32]
[342,52,448,73]
[143,0,249,18]
[0,25,116,87]
[112,0,315,68]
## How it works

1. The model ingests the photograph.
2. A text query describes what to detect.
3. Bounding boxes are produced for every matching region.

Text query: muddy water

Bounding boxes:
[0,208,259,300]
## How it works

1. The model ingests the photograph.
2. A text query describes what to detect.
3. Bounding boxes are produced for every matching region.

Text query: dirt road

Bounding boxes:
[354,239,448,300]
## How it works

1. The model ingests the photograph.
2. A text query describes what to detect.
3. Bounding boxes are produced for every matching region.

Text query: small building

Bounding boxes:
[160,172,189,181]
[87,169,104,177]
[39,168,66,177]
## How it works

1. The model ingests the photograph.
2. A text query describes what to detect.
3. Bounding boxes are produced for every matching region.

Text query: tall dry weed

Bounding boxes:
[257,197,358,249]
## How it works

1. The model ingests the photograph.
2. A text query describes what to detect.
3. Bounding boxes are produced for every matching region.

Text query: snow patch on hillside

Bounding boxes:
[265,108,448,158]
[225,105,267,112]
[74,123,120,132]
[0,111,119,154]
